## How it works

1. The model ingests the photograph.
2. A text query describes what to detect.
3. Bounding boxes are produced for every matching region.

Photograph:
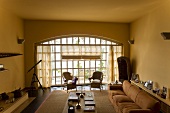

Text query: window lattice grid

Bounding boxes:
[36,36,123,86]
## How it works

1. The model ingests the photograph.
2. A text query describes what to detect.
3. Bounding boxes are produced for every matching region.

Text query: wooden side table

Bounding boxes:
[108,83,122,90]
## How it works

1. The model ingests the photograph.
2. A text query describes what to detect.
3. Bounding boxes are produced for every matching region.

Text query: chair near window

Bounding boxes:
[62,72,78,93]
[88,71,103,91]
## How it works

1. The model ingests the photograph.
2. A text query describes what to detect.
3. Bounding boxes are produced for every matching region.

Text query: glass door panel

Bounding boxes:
[56,77,61,84]
[85,69,90,83]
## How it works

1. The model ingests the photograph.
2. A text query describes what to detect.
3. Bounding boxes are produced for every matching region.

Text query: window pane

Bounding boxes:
[37,46,42,52]
[68,61,73,68]
[51,77,55,85]
[55,39,60,44]
[52,70,55,77]
[37,54,42,60]
[79,61,84,68]
[62,61,67,68]
[73,61,78,68]
[73,69,78,76]
[56,62,61,68]
[73,37,78,44]
[107,41,111,44]
[67,37,72,44]
[90,38,95,44]
[96,38,100,44]
[96,61,100,68]
[101,53,106,60]
[56,77,61,84]
[101,39,106,44]
[79,37,84,44]
[85,69,90,83]
[56,69,61,76]
[49,40,54,44]
[101,46,106,52]
[79,69,84,77]
[62,38,66,44]
[55,46,60,52]
[85,61,89,68]
[68,69,73,74]
[51,62,55,69]
[85,37,89,44]
[37,69,42,77]
[56,53,61,60]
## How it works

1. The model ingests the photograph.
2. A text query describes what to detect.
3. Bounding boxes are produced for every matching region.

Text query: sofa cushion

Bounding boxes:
[113,95,134,106]
[110,90,125,97]
[123,80,133,96]
[118,102,141,113]
[135,91,160,112]
[127,85,142,102]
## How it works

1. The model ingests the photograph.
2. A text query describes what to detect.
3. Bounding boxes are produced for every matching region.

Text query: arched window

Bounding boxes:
[35,35,123,87]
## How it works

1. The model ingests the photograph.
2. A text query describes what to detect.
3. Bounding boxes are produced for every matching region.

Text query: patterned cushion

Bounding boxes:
[72,77,78,84]
[91,79,100,83]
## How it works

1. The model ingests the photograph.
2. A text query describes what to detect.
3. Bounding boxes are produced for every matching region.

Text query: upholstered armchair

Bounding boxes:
[62,72,78,93]
[88,71,103,91]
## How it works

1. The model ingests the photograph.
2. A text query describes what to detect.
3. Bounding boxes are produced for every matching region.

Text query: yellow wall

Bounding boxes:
[130,1,170,89]
[0,7,24,93]
[24,20,130,87]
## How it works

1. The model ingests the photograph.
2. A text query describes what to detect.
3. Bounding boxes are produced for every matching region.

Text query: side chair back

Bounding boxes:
[89,71,103,91]
[62,72,78,93]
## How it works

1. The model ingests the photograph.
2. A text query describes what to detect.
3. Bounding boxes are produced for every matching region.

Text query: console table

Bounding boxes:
[131,80,170,113]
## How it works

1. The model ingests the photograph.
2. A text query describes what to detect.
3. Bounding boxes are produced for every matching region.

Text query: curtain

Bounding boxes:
[107,46,122,83]
[113,46,122,81]
[61,45,101,57]
[107,46,114,83]
[37,46,52,87]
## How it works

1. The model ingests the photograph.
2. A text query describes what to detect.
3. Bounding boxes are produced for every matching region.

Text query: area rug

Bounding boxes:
[35,90,116,113]
[35,90,68,113]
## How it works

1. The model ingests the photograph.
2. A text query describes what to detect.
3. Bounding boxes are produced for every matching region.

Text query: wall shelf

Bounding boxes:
[0,68,8,72]
[131,80,170,113]
[0,53,22,58]
[0,53,22,72]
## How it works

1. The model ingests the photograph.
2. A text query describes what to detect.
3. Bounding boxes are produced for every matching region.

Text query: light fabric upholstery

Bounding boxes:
[122,80,133,96]
[108,80,160,113]
[135,91,160,112]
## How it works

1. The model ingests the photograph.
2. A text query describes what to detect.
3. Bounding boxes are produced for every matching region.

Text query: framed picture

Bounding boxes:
[131,74,139,81]
[161,86,167,99]
[163,87,167,95]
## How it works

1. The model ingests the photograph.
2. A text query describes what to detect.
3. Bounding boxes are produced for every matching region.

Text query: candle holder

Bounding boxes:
[79,92,84,98]
[76,98,81,109]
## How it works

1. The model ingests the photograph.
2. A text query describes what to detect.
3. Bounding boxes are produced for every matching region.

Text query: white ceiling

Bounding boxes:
[0,0,167,23]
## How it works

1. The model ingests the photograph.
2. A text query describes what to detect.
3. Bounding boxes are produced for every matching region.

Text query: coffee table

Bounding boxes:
[62,91,97,113]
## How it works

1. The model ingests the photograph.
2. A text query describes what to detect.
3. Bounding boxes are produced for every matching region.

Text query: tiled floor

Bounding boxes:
[21,84,107,113]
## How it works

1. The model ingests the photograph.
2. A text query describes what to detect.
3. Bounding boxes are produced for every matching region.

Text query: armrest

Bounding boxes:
[108,84,122,90]
[88,77,92,82]
[63,77,67,83]
[128,109,155,113]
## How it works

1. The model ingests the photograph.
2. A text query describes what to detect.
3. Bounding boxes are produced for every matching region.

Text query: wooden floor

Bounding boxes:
[21,88,52,113]
[21,85,107,113]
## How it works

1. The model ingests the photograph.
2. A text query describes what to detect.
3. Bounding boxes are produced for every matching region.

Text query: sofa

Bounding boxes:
[108,80,160,113]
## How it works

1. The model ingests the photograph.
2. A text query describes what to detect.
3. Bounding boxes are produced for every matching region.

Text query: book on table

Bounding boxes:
[84,97,94,101]
[68,96,79,101]
[84,101,95,106]
[84,106,95,112]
